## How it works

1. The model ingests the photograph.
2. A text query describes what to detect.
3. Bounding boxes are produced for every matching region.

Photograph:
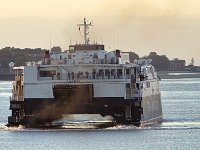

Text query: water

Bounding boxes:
[0,79,200,150]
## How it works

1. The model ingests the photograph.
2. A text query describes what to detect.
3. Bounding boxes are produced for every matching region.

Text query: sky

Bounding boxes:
[0,0,200,65]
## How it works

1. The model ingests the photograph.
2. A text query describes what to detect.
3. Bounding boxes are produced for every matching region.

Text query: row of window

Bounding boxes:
[126,81,151,89]
[39,69,131,78]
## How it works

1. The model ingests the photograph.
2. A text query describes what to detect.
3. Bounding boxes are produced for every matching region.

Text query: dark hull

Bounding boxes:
[8,93,162,128]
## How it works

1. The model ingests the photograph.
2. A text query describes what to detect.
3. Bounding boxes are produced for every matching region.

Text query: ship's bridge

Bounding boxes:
[69,44,104,53]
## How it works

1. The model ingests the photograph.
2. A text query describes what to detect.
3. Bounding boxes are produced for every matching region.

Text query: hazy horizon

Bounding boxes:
[1,0,200,65]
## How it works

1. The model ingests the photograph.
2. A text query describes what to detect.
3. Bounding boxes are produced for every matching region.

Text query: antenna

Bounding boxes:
[114,34,116,50]
[77,18,93,45]
[70,37,72,45]
[101,36,104,45]
[50,34,52,51]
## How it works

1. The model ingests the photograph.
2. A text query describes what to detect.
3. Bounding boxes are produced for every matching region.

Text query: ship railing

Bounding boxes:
[38,77,127,83]
[15,75,23,81]
[126,75,131,79]
[38,72,128,81]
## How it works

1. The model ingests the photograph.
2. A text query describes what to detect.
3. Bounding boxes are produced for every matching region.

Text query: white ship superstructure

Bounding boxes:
[8,18,162,127]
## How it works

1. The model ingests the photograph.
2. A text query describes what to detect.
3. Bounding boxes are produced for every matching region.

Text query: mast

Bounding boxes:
[77,18,93,45]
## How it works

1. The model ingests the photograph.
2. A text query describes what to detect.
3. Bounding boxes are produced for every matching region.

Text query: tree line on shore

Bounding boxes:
[0,47,170,71]
[0,47,44,69]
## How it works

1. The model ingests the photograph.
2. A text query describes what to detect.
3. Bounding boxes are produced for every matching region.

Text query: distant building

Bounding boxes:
[185,65,200,72]
[51,46,62,53]
[169,58,186,71]
[185,58,200,72]
[192,66,200,72]
[190,58,194,66]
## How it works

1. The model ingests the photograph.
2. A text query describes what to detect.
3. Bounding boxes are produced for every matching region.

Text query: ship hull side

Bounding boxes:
[140,93,162,126]
[20,93,162,127]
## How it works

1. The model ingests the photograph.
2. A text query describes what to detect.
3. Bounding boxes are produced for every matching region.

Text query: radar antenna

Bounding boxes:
[77,18,93,45]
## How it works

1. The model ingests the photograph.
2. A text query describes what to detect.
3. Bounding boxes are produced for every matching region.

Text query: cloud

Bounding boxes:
[98,0,200,17]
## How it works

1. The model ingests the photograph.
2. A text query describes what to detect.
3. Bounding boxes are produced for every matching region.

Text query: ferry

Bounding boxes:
[8,18,162,128]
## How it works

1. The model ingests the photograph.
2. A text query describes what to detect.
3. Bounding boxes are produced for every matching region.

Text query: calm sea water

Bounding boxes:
[0,78,200,150]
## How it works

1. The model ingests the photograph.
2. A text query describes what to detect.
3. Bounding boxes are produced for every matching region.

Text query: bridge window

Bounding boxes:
[126,83,131,88]
[126,69,130,75]
[69,46,74,53]
[105,69,110,76]
[111,69,115,76]
[117,69,122,76]
[39,71,53,77]
[99,69,104,76]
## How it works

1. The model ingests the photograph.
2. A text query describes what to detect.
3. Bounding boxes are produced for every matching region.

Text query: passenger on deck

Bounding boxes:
[85,71,89,79]
[102,71,104,79]
[68,72,70,80]
[96,72,99,79]
[51,71,55,80]
[72,72,74,80]
[64,57,67,64]
[92,70,96,79]
[108,70,111,79]
[57,72,60,80]
[140,74,145,81]
[77,71,81,79]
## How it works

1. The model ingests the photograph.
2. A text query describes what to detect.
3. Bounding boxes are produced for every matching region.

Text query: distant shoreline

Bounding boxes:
[0,70,15,81]
[158,71,200,79]
[0,74,15,81]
